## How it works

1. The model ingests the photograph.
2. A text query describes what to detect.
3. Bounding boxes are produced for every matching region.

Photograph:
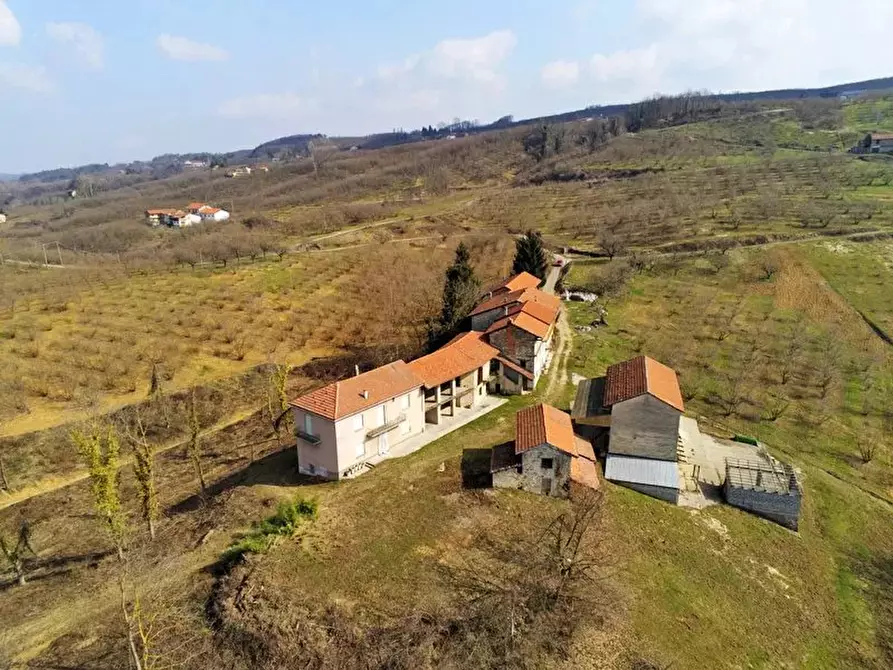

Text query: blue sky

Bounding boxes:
[0,0,889,173]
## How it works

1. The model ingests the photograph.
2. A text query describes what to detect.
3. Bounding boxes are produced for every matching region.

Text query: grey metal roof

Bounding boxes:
[605,454,679,489]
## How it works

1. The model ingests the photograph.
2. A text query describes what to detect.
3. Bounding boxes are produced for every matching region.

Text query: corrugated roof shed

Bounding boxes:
[605,454,679,489]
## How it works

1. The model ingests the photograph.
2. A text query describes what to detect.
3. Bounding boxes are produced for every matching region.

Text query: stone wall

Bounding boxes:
[724,483,801,530]
[520,445,572,498]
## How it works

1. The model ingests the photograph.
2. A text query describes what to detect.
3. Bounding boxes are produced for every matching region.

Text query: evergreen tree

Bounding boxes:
[512,230,549,281]
[428,243,480,350]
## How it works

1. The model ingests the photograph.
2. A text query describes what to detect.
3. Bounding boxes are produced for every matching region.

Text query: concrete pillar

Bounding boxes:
[450,379,457,416]
[433,386,442,425]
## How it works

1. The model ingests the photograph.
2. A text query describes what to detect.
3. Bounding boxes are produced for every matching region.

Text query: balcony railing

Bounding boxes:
[295,429,321,445]
[366,413,406,439]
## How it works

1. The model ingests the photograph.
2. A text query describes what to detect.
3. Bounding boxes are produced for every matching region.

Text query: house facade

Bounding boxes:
[491,403,599,497]
[290,361,425,479]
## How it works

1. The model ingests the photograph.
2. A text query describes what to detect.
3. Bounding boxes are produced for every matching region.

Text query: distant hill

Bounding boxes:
[11,75,893,184]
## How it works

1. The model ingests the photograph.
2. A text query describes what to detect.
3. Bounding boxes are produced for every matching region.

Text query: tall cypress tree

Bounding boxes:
[512,230,549,281]
[428,242,480,350]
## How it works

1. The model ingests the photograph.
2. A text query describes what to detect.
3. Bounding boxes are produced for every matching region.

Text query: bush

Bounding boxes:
[222,497,317,564]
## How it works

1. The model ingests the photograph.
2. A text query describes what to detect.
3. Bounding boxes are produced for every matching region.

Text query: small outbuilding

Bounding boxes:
[724,458,802,530]
[491,403,599,498]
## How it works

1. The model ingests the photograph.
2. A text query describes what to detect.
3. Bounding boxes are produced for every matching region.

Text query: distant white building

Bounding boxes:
[198,205,230,222]
[0,213,6,224]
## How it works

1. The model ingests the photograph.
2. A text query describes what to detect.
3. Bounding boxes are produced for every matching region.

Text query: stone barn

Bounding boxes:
[724,458,802,530]
[491,403,599,498]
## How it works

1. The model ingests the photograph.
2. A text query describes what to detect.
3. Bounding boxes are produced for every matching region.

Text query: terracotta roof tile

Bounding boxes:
[290,360,422,421]
[515,404,577,456]
[575,435,596,462]
[407,332,498,388]
[486,310,553,339]
[603,356,684,412]
[187,202,207,210]
[570,456,600,489]
[871,133,893,141]
[471,287,560,318]
[499,272,542,293]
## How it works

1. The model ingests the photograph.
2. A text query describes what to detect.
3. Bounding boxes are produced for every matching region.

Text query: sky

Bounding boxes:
[0,0,890,173]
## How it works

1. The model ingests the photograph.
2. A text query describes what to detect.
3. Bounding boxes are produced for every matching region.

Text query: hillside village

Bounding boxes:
[290,264,803,529]
[144,201,230,227]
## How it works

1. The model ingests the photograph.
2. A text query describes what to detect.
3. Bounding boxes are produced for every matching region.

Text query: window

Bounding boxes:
[304,414,313,436]
[541,458,553,470]
[401,393,411,410]
[353,413,364,432]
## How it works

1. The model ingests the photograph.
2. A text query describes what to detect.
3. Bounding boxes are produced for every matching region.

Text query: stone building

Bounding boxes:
[491,403,599,497]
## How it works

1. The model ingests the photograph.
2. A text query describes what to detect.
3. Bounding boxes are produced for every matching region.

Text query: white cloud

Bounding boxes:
[156,34,228,62]
[428,29,517,82]
[541,60,581,88]
[0,63,53,92]
[217,92,307,119]
[0,1,20,46]
[46,22,104,69]
[563,0,893,104]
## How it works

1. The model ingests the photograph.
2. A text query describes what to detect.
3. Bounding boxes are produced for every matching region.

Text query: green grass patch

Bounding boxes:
[223,497,318,564]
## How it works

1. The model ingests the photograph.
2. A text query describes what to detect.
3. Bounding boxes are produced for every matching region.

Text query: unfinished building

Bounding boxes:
[724,458,802,530]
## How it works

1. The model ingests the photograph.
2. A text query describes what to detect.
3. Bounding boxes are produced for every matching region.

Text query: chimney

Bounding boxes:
[361,390,369,399]
[355,365,360,377]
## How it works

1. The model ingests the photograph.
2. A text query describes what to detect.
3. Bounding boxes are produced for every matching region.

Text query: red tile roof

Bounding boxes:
[603,356,684,412]
[871,133,893,141]
[290,360,422,421]
[187,202,207,210]
[486,310,553,340]
[498,272,542,294]
[515,404,577,456]
[407,332,499,388]
[471,286,559,318]
[199,206,221,214]
[570,456,600,489]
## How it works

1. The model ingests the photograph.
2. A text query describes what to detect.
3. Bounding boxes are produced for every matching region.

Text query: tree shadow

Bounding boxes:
[461,447,496,489]
[166,447,319,517]
[851,551,893,665]
[0,549,115,591]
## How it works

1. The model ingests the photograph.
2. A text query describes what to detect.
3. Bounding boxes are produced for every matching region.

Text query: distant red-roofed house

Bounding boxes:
[197,205,230,222]
[869,133,893,154]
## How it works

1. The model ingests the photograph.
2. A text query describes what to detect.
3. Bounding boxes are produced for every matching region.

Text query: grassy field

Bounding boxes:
[2,95,893,669]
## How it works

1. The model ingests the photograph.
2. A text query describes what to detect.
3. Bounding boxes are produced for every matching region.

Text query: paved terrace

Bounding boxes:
[357,395,508,473]
[676,416,770,509]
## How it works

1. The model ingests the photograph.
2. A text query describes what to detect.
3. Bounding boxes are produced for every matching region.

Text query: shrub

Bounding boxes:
[222,497,317,565]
